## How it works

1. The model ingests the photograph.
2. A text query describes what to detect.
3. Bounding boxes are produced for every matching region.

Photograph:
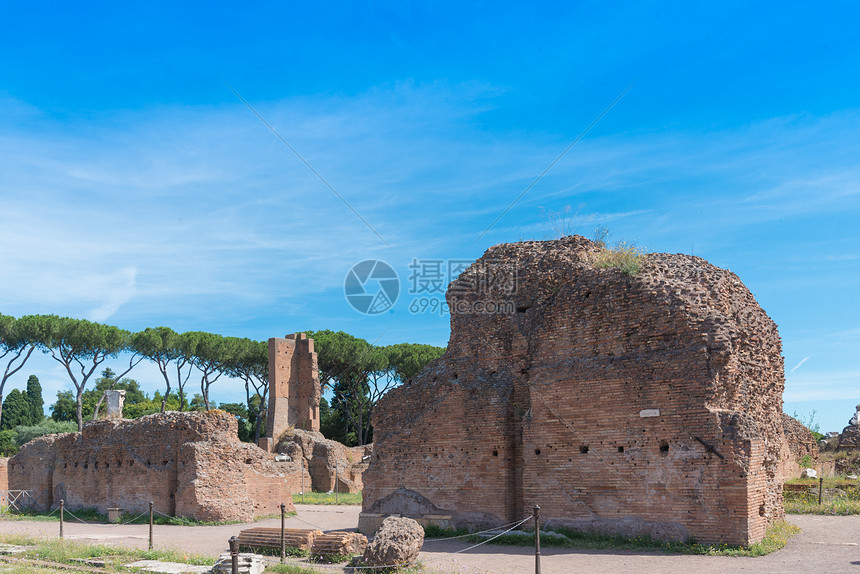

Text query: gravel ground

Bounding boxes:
[0,506,857,573]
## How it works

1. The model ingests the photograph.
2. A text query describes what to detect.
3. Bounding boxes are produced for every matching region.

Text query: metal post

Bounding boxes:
[300,458,304,503]
[819,477,824,505]
[280,503,286,564]
[59,499,64,539]
[335,462,339,504]
[533,505,541,574]
[229,535,239,574]
[149,501,154,550]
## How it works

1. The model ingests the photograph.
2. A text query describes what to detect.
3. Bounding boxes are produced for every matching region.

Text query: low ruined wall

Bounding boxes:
[8,411,294,521]
[364,237,786,546]
[279,429,370,494]
[779,413,820,479]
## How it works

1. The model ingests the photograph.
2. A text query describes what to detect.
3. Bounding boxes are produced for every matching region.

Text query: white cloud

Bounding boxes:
[789,356,810,373]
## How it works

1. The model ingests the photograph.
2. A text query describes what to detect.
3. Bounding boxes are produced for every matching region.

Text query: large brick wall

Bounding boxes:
[363,236,786,545]
[8,411,294,521]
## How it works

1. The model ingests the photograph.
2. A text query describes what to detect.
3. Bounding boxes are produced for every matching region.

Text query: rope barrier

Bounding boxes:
[430,515,533,560]
[117,511,150,525]
[152,509,201,526]
[61,509,101,525]
[423,516,535,542]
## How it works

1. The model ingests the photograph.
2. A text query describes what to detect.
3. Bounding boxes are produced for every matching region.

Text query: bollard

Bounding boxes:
[280,503,286,564]
[149,501,154,550]
[533,505,541,574]
[300,458,304,504]
[819,477,824,505]
[59,499,64,539]
[229,535,239,574]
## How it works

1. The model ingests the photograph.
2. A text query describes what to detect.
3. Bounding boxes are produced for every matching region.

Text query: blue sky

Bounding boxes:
[1,2,858,433]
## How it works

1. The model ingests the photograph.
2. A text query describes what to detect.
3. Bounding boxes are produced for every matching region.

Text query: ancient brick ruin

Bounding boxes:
[279,429,372,494]
[8,411,294,521]
[363,236,786,545]
[259,333,321,452]
[779,413,820,478]
[838,404,860,450]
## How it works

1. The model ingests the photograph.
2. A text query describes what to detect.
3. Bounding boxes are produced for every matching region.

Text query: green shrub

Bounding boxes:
[0,429,18,456]
[593,241,646,276]
[14,419,77,447]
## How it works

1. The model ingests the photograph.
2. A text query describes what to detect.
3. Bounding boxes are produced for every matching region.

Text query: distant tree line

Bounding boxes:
[0,313,445,449]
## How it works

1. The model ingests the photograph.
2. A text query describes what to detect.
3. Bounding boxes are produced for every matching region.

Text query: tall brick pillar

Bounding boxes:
[258,333,321,452]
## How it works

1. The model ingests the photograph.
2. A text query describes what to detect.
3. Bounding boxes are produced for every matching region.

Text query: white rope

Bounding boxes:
[425,515,533,564]
[423,517,535,542]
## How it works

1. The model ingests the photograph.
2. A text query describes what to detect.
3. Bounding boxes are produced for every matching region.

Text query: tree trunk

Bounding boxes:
[76,393,84,432]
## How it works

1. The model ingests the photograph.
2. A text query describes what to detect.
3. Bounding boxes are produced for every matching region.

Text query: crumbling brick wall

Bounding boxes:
[0,457,7,492]
[261,334,321,452]
[363,236,786,545]
[8,411,294,521]
[278,429,371,494]
[779,413,820,478]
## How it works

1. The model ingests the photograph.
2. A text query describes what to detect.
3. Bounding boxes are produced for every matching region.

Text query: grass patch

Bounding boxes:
[292,491,361,505]
[424,521,798,557]
[783,485,860,515]
[0,506,249,526]
[0,535,324,573]
[266,564,321,574]
[592,241,646,276]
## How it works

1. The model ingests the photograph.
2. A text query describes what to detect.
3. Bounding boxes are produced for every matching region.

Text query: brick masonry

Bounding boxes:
[779,413,820,478]
[363,236,786,545]
[261,334,321,452]
[7,411,295,521]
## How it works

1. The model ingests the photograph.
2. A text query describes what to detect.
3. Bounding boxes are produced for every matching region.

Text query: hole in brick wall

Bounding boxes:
[244,458,252,464]
[492,450,498,457]
[535,449,541,455]
[64,463,68,468]
[74,462,78,468]
[580,445,589,453]
[163,460,168,466]
[146,460,151,467]
[94,462,99,470]
[516,305,530,313]
[129,460,134,466]
[659,441,669,455]
[617,446,624,453]
[585,291,591,298]
[759,504,765,516]
[83,464,88,470]
[453,373,458,379]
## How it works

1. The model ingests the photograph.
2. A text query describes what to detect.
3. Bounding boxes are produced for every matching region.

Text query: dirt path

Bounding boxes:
[1,507,858,573]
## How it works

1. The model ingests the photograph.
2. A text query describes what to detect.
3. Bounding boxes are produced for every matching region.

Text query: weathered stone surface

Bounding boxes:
[839,425,860,450]
[362,516,423,568]
[838,405,860,450]
[278,429,370,493]
[363,236,786,546]
[310,531,368,559]
[211,553,266,574]
[800,468,817,478]
[779,413,820,478]
[8,411,294,521]
[104,390,126,419]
